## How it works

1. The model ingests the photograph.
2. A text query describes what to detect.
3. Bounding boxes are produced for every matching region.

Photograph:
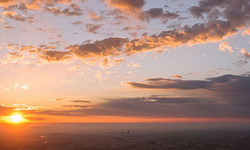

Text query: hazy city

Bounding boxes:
[1,123,250,149]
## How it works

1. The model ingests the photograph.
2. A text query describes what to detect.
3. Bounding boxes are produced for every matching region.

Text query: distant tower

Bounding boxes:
[127,130,130,134]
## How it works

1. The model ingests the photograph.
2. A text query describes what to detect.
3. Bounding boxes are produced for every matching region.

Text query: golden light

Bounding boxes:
[10,114,24,123]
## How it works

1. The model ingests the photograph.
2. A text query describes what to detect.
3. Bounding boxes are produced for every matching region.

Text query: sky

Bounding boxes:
[0,0,250,123]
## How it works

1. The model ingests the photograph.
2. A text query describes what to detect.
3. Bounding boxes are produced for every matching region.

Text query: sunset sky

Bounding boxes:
[0,0,250,123]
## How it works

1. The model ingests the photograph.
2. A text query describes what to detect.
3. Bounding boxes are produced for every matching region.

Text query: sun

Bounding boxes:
[10,114,23,123]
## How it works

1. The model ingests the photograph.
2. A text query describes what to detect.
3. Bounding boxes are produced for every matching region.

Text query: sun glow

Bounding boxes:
[9,114,24,123]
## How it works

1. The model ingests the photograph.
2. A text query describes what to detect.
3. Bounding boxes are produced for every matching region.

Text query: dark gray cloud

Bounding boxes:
[24,74,250,119]
[107,9,129,23]
[140,8,179,22]
[85,24,102,34]
[69,100,90,103]
[189,0,250,27]
[128,74,250,92]
[60,105,90,108]
[72,21,83,25]
[84,96,221,118]
[128,77,211,90]
[188,0,227,19]
[31,91,250,118]
[122,26,133,31]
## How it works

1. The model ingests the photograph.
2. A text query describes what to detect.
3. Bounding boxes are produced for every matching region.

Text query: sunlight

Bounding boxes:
[10,114,24,123]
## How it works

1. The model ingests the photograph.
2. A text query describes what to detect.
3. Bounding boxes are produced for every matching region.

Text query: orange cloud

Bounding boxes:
[171,74,182,79]
[241,49,250,59]
[2,11,34,22]
[44,6,82,16]
[106,0,145,15]
[127,62,141,68]
[89,12,105,22]
[0,0,83,11]
[67,37,129,59]
[37,50,72,62]
[219,41,234,54]
[125,20,238,55]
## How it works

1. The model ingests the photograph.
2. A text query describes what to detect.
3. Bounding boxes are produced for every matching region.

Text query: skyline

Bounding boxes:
[0,0,250,123]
